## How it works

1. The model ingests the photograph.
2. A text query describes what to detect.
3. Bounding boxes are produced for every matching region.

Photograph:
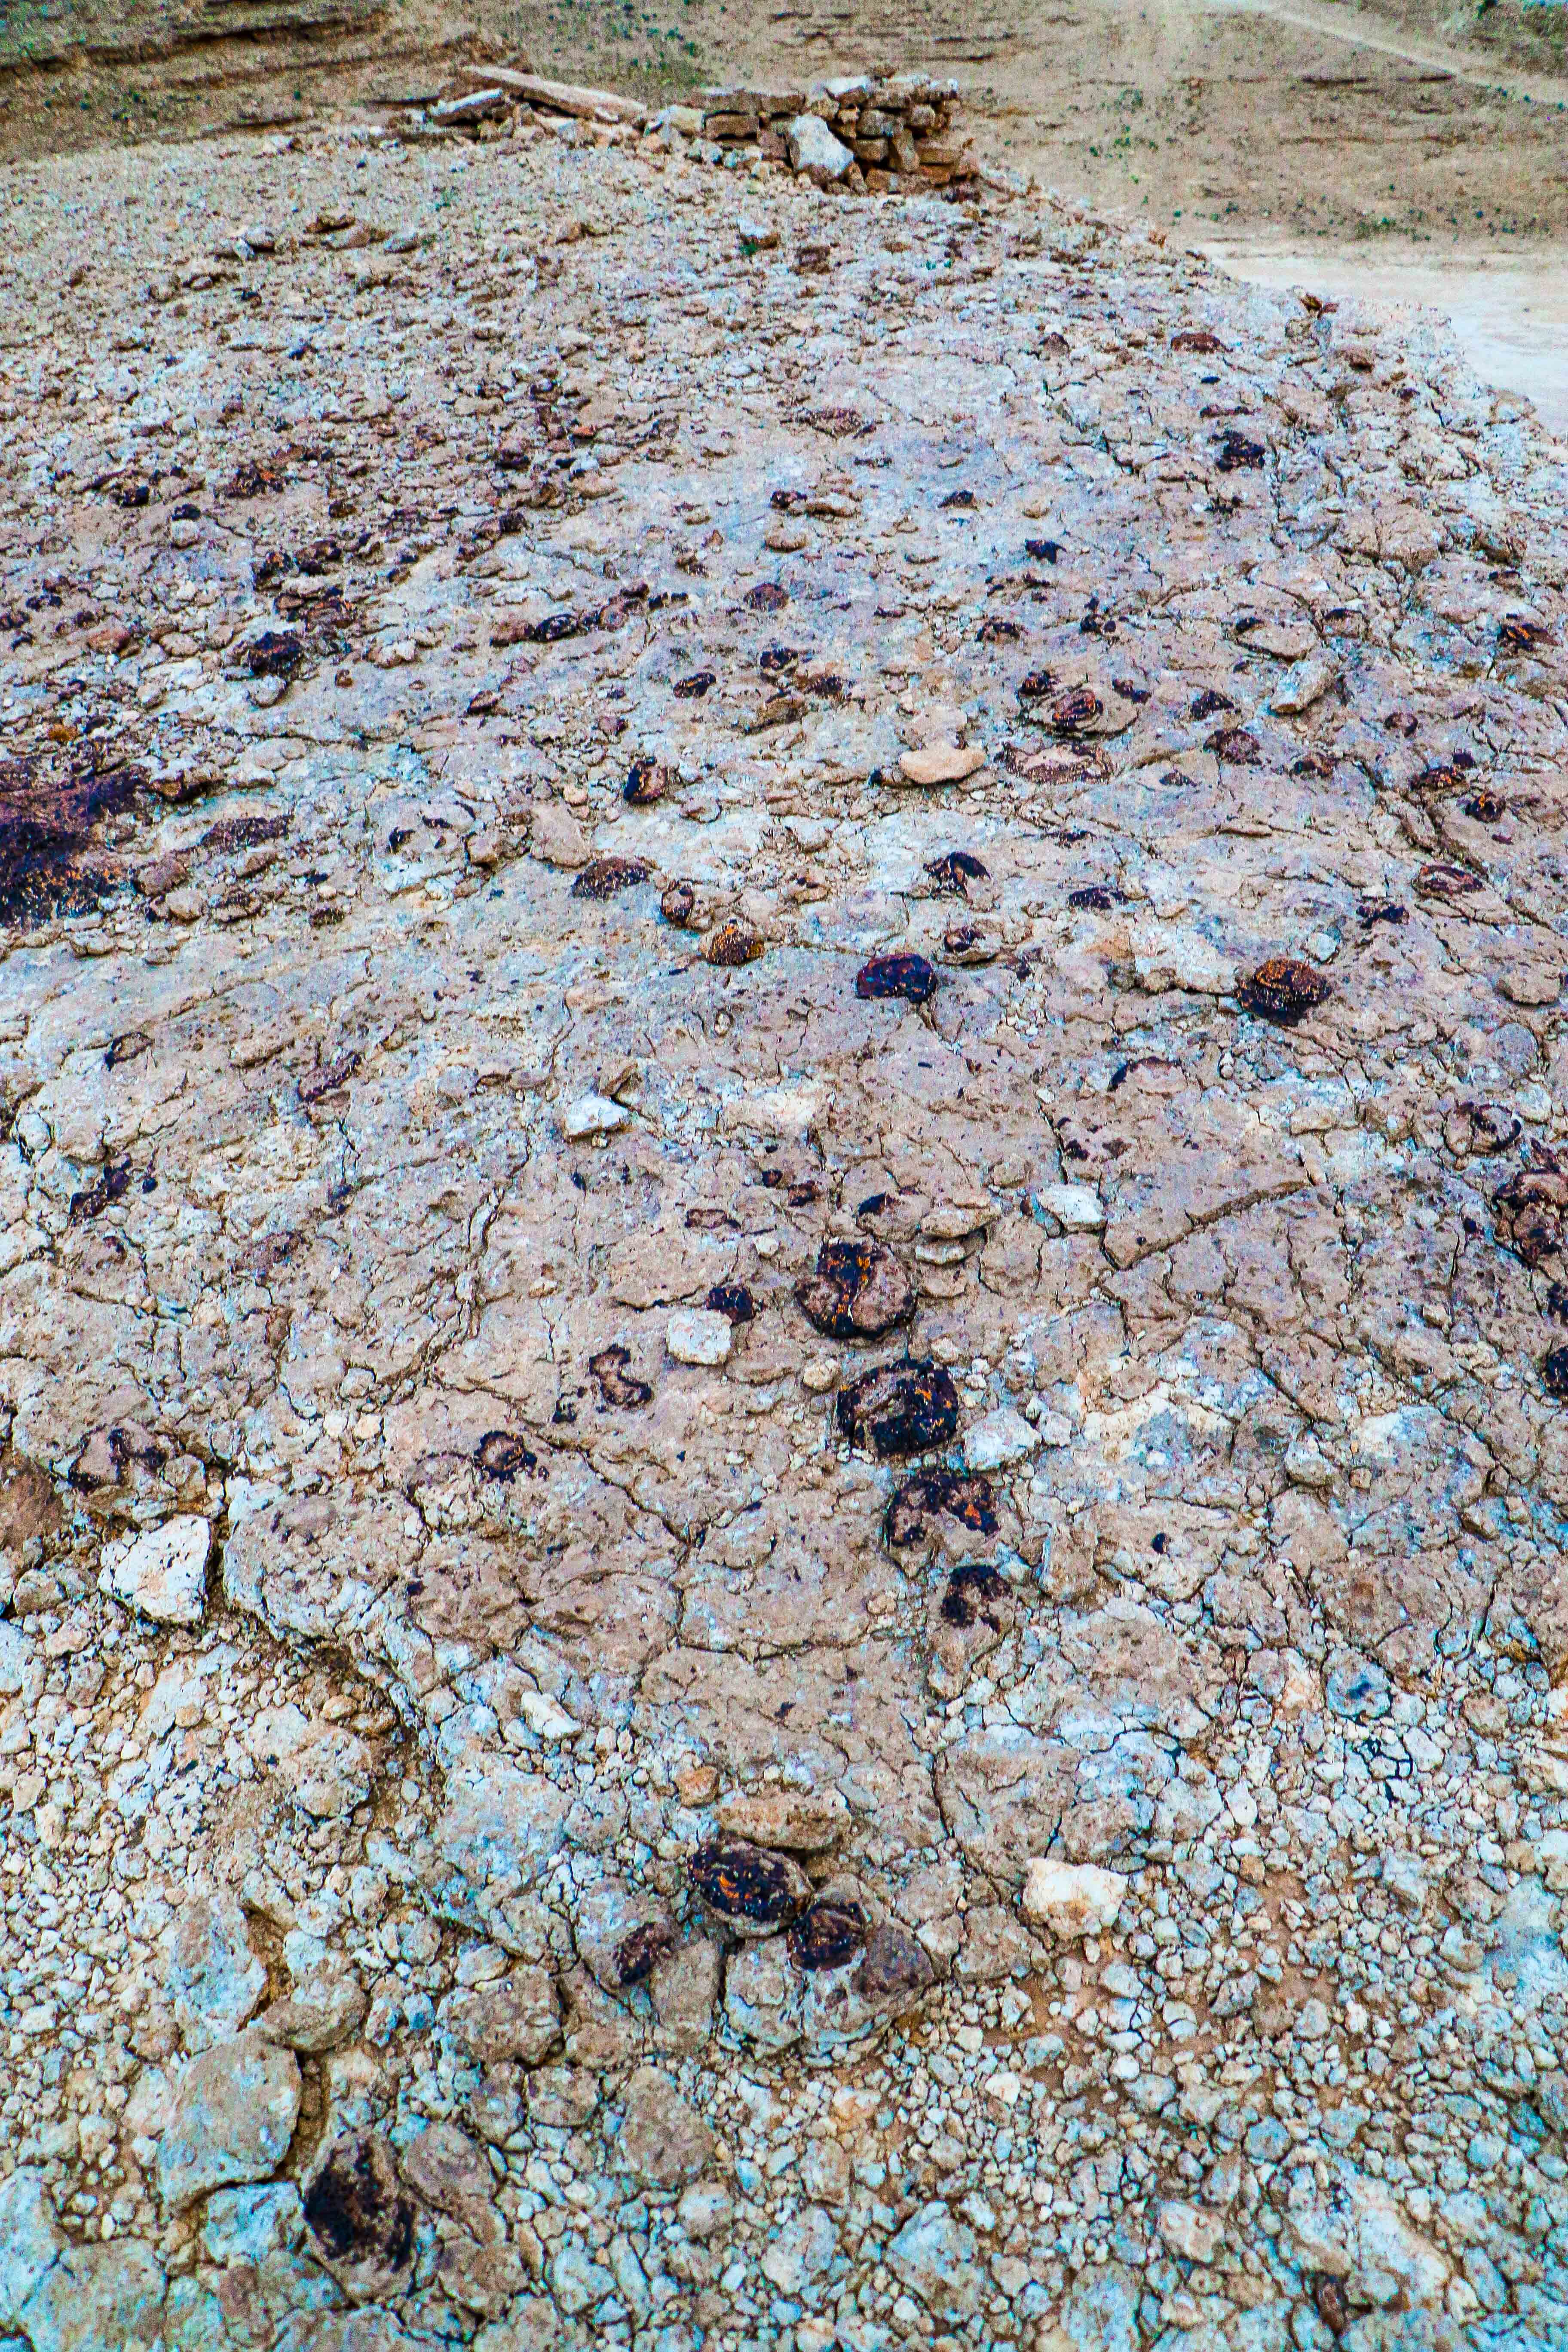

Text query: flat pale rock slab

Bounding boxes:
[100,1515,211,1626]
[897,742,985,786]
[530,801,591,867]
[666,1308,733,1366]
[716,1785,848,1850]
[619,2064,714,2189]
[157,2029,302,2208]
[492,68,646,123]
[1245,619,1318,659]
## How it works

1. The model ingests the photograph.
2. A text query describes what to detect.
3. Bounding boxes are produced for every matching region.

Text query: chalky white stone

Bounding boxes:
[962,1408,1040,1471]
[562,1092,629,1139]
[665,1308,733,1366]
[1020,1859,1129,1939]
[784,113,853,182]
[1029,1182,1106,1231]
[99,1515,211,1626]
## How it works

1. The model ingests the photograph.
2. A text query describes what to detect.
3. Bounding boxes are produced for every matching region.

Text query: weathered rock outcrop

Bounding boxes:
[0,82,1565,2352]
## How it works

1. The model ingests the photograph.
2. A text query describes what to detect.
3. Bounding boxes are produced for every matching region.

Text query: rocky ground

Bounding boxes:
[2,93,1568,2352]
[5,0,1568,252]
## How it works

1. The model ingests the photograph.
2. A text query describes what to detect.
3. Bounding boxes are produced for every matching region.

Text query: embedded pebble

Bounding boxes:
[98,1516,211,1627]
[665,1308,734,1366]
[1020,1859,1129,1939]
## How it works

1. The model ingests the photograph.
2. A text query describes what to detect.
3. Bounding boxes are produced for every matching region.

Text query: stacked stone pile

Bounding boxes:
[409,61,977,199]
[698,71,975,196]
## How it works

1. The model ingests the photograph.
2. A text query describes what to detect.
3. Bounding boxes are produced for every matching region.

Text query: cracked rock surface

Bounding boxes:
[3,95,1568,2352]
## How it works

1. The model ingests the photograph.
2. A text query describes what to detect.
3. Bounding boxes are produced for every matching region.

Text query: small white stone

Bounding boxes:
[897,742,985,787]
[101,1515,211,1626]
[1020,1858,1127,1940]
[518,1690,580,1742]
[563,1092,630,1140]
[1031,1182,1105,1232]
[785,113,853,182]
[1270,654,1338,714]
[962,1408,1040,1472]
[667,1309,733,1367]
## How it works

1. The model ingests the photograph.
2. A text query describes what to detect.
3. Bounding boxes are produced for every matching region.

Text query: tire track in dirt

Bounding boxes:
[1201,0,1568,105]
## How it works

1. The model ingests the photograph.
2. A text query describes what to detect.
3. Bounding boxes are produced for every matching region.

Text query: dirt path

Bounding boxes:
[1164,0,1568,426]
[1204,0,1568,106]
[960,0,1568,242]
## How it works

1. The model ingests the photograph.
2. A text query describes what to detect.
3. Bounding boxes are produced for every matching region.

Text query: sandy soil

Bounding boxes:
[717,0,1568,243]
[1210,236,1568,434]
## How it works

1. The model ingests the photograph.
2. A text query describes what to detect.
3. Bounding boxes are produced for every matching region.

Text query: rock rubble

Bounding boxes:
[0,71,1567,2352]
[697,73,975,200]
[399,60,978,206]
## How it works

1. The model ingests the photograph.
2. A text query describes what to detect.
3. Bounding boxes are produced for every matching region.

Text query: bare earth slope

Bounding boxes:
[4,0,1568,250]
[3,108,1568,2352]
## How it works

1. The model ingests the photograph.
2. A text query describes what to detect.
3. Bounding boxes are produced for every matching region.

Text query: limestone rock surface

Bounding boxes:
[0,83,1566,2352]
